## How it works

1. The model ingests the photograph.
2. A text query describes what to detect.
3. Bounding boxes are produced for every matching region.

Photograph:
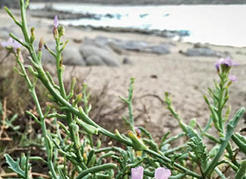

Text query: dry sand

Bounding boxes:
[1,10,246,139]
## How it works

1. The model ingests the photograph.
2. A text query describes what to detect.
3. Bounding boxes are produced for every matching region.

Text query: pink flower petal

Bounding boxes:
[54,15,59,28]
[229,75,237,82]
[154,167,171,179]
[215,57,238,71]
[1,38,21,50]
[131,166,144,179]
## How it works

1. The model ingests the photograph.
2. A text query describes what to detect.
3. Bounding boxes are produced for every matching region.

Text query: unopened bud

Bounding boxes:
[58,26,65,37]
[74,93,82,104]
[53,28,58,38]
[16,48,24,63]
[30,27,35,43]
[128,130,147,151]
[38,37,44,51]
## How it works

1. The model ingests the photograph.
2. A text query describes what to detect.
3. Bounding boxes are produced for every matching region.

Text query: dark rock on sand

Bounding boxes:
[148,44,170,54]
[81,26,186,39]
[181,48,220,57]
[122,57,133,65]
[180,44,230,57]
[30,8,99,20]
[193,42,210,49]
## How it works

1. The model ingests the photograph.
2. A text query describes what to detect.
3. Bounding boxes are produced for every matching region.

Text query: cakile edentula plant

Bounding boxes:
[1,0,246,178]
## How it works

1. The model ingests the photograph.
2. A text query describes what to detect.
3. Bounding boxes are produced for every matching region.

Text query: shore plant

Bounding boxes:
[1,0,246,178]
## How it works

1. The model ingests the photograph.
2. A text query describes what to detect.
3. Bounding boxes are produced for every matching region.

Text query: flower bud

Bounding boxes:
[53,15,59,38]
[58,26,65,37]
[30,27,35,43]
[17,48,24,63]
[135,127,141,138]
[38,37,44,51]
[128,130,147,151]
[53,28,58,38]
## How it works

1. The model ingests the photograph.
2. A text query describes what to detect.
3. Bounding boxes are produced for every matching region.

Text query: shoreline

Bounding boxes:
[3,8,246,50]
[27,4,246,48]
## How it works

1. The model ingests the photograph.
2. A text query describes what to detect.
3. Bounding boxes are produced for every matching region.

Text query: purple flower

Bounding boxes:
[154,167,171,179]
[131,166,144,179]
[215,57,238,71]
[54,15,59,29]
[1,38,21,50]
[229,75,237,82]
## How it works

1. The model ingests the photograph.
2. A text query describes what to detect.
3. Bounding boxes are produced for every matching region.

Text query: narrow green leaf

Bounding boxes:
[235,160,246,179]
[4,154,25,178]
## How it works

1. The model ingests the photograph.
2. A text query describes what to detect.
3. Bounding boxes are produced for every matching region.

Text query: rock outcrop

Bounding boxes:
[79,44,121,66]
[91,36,171,55]
[180,43,230,57]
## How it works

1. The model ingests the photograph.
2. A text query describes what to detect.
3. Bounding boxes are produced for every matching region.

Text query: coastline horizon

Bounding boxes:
[29,3,246,47]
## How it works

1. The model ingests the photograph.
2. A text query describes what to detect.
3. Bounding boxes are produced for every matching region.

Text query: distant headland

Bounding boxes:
[30,0,246,5]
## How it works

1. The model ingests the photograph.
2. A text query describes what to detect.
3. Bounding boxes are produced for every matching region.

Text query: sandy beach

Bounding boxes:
[0,9,246,139]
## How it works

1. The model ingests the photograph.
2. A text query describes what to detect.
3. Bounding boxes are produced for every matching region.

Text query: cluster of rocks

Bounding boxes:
[88,36,172,54]
[42,39,122,67]
[40,36,174,66]
[180,43,230,58]
[78,26,189,39]
[30,8,99,20]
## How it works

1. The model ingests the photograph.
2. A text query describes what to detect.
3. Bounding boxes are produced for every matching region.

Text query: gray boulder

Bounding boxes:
[148,45,170,54]
[86,55,105,66]
[119,40,149,51]
[62,47,86,66]
[181,47,224,57]
[79,45,121,67]
[83,37,113,52]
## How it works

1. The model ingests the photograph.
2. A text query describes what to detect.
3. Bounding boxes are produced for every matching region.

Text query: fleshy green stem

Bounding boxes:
[204,107,245,177]
[16,53,57,179]
[235,160,246,179]
[76,163,117,179]
[145,149,201,178]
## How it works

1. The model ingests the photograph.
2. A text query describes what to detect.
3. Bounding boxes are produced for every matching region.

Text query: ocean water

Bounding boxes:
[30,3,246,47]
